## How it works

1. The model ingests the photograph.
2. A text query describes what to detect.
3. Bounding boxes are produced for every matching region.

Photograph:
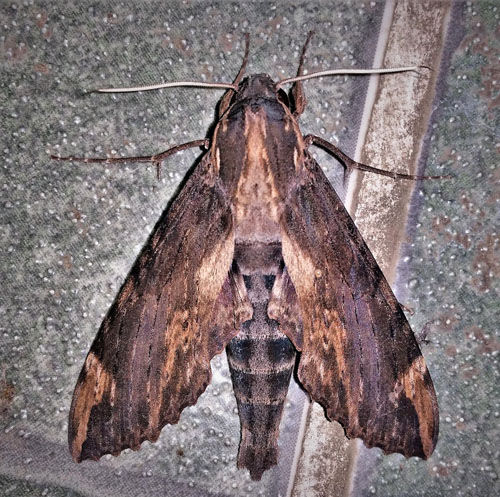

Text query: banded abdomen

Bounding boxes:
[227,243,296,481]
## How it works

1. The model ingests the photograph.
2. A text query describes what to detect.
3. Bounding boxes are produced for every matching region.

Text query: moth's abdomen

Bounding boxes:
[227,255,296,481]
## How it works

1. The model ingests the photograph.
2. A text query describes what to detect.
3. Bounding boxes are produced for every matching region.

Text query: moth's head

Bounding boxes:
[234,74,290,107]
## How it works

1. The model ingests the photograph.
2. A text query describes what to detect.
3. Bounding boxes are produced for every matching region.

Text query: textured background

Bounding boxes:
[1,1,498,497]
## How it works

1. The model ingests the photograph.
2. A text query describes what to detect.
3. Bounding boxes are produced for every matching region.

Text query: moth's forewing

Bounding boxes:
[277,153,439,458]
[68,155,246,462]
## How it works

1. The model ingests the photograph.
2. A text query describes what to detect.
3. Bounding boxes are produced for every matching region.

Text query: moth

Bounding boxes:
[54,33,439,481]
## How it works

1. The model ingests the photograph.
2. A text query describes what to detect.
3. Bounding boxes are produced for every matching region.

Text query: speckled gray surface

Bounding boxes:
[1,1,498,497]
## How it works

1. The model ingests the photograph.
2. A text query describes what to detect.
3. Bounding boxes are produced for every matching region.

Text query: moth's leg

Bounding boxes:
[291,31,314,118]
[304,134,450,182]
[51,139,209,180]
[400,303,415,316]
[218,33,250,117]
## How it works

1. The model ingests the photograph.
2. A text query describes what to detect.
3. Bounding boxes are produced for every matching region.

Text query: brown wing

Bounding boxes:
[277,154,439,459]
[69,155,251,462]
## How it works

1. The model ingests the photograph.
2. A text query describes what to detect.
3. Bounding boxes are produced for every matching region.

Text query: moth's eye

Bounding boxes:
[277,89,290,107]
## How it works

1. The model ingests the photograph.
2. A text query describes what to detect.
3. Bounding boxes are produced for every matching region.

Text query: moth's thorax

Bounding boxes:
[233,105,282,244]
[214,75,302,245]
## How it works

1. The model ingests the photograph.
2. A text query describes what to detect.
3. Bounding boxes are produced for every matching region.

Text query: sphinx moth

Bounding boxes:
[54,33,439,481]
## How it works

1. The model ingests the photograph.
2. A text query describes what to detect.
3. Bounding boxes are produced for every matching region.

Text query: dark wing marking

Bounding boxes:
[277,154,439,458]
[69,155,248,462]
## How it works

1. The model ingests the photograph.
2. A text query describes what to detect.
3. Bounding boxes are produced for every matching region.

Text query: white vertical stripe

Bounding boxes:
[344,0,396,214]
